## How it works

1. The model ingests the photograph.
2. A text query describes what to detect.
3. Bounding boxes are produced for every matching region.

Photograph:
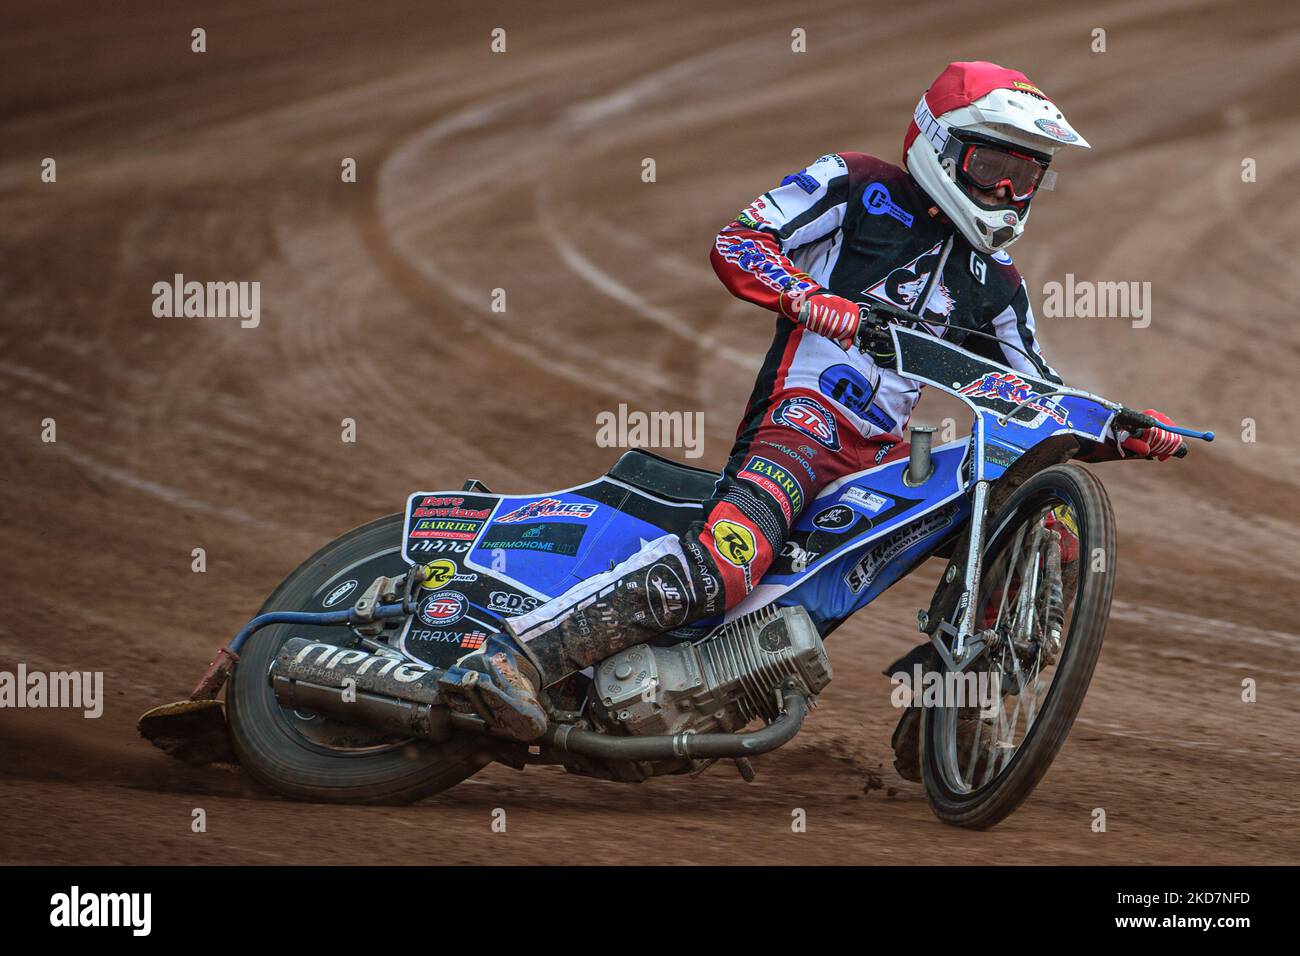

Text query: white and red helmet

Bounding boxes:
[904,61,1090,254]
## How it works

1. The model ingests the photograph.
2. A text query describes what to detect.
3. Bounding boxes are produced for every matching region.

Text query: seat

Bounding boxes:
[606,449,719,504]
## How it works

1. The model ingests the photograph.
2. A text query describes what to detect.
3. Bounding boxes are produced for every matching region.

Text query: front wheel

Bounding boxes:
[225,513,485,804]
[921,463,1116,828]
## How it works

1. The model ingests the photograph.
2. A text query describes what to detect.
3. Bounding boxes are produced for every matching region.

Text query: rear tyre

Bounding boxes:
[226,513,485,804]
[920,463,1115,828]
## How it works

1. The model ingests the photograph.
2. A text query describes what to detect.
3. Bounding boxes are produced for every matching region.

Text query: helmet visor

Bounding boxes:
[961,144,1048,201]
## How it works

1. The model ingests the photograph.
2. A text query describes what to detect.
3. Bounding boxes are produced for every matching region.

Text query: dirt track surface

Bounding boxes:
[3,0,1299,865]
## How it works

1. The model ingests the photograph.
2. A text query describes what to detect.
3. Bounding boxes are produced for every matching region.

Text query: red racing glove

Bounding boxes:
[779,287,860,349]
[1116,409,1184,461]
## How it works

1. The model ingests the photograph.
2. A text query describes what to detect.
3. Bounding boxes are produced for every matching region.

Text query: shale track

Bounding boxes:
[2,0,1298,864]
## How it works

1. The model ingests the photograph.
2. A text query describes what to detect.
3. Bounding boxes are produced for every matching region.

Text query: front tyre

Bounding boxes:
[921,463,1115,829]
[226,514,484,804]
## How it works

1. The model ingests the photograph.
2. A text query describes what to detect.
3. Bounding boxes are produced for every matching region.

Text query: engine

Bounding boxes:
[589,604,832,738]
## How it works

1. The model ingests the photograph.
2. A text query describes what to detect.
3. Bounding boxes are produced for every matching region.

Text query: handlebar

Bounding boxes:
[1114,406,1215,444]
[854,300,916,345]
[851,301,1215,459]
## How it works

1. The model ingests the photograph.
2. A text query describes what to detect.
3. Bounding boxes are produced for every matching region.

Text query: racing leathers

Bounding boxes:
[698,150,1063,601]
[446,151,1067,741]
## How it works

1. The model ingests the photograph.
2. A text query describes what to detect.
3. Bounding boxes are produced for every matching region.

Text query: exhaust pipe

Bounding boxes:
[270,639,810,762]
[542,685,809,761]
[270,639,451,741]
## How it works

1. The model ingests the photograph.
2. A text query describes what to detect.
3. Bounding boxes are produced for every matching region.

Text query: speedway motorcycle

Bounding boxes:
[141,303,1212,829]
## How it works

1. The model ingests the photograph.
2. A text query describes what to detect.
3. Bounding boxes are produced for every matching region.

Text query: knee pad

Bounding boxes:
[691,502,777,609]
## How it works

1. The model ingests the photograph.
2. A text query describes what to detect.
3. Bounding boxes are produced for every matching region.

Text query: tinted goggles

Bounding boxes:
[960,143,1048,200]
[940,134,1052,202]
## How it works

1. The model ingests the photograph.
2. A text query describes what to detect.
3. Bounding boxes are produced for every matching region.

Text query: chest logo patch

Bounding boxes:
[860,239,956,324]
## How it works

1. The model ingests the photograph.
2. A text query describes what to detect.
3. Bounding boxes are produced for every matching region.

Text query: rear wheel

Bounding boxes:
[225,514,485,803]
[920,464,1115,828]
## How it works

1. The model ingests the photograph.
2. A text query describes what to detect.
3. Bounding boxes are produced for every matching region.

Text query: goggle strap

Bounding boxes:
[914,95,950,154]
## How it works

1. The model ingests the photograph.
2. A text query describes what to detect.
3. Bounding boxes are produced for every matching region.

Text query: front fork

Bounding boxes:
[928,479,993,674]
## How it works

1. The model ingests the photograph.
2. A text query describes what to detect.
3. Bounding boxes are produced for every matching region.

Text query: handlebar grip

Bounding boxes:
[858,299,923,326]
[1116,408,1159,431]
[1117,407,1214,444]
[1173,445,1189,459]
[853,300,927,356]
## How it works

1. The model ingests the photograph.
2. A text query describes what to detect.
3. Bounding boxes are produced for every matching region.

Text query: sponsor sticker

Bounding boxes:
[862,182,915,227]
[780,170,821,195]
[780,539,820,572]
[496,497,598,523]
[812,504,856,532]
[486,590,542,615]
[1033,117,1077,142]
[984,443,1021,468]
[407,629,467,645]
[418,591,468,627]
[404,627,482,660]
[959,371,1068,425]
[321,578,358,608]
[646,562,690,628]
[843,486,890,514]
[291,641,434,682]
[410,517,485,541]
[818,363,879,419]
[418,559,477,589]
[865,404,897,434]
[682,539,722,615]
[986,442,1025,468]
[843,506,957,593]
[738,456,804,523]
[772,396,841,451]
[714,235,817,297]
[756,439,817,483]
[411,496,491,521]
[408,539,472,555]
[459,631,488,650]
[480,522,587,556]
[711,519,756,567]
[739,198,770,226]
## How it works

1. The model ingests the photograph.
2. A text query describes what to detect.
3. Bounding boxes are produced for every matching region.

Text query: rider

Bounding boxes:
[439,60,1185,742]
